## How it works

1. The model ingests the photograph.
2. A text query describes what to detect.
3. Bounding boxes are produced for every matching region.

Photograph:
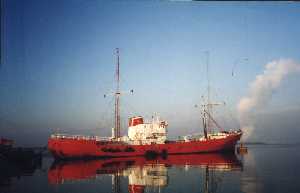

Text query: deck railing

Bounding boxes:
[50,134,111,141]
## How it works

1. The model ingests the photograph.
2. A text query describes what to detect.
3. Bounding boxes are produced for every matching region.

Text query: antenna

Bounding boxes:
[103,48,133,139]
[114,48,121,139]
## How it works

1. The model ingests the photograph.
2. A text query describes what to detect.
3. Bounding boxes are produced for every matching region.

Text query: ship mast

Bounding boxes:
[114,48,121,139]
[112,48,121,193]
[202,51,211,139]
[202,51,224,138]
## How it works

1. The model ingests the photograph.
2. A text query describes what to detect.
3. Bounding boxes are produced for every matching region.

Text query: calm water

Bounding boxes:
[1,144,299,193]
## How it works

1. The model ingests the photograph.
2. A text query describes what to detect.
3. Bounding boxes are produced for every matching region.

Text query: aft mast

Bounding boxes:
[202,51,211,139]
[114,48,121,139]
[202,51,224,138]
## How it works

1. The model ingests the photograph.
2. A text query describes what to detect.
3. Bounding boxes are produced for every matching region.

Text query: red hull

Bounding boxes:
[48,132,242,159]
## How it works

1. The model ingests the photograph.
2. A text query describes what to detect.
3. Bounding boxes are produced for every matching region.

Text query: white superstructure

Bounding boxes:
[127,116,168,145]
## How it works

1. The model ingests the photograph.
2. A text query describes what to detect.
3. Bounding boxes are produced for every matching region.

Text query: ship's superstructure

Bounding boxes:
[48,49,242,159]
[127,116,167,145]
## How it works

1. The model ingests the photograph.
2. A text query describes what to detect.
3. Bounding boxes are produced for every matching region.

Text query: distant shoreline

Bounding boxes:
[240,142,300,146]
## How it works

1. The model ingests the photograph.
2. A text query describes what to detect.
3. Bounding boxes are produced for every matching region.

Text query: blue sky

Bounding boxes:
[1,1,300,146]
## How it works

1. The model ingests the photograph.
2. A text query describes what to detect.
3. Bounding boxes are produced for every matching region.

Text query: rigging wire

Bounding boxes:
[98,93,115,134]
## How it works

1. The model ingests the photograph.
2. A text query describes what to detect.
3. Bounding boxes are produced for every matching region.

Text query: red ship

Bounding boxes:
[48,48,242,159]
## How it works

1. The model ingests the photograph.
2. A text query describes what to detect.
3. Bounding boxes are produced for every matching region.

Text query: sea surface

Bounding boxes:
[1,144,299,193]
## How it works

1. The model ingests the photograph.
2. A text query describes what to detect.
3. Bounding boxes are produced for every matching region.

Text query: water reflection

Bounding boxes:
[240,150,263,193]
[2,146,299,193]
[48,153,242,193]
[0,156,42,186]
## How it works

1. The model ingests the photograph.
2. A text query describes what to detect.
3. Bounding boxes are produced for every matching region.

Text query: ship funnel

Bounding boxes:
[129,116,144,127]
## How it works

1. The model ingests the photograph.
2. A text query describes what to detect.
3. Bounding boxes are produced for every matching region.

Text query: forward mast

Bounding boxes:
[114,48,121,139]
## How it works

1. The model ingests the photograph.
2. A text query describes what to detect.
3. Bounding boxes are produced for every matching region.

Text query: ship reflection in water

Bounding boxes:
[48,153,242,193]
[2,145,300,193]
